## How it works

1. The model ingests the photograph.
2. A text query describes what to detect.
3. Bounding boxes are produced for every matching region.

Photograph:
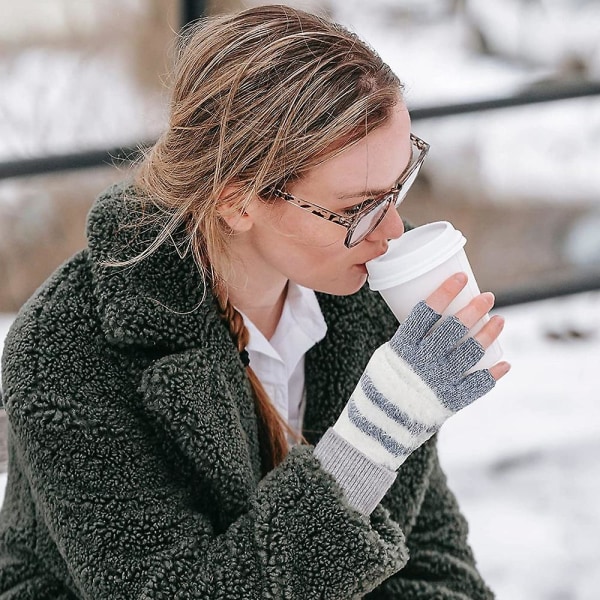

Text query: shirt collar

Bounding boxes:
[239,281,328,373]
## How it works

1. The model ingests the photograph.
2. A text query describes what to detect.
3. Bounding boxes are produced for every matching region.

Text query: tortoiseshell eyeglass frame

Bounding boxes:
[271,133,430,248]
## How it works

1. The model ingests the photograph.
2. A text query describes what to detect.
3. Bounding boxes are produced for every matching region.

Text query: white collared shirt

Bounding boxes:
[238,282,328,438]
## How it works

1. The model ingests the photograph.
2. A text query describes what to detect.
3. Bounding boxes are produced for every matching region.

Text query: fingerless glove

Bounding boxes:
[314,300,496,514]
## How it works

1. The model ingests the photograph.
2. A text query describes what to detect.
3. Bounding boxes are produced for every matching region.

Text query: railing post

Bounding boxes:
[181,0,207,29]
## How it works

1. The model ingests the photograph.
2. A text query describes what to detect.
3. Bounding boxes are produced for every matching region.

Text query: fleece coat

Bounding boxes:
[0,183,494,599]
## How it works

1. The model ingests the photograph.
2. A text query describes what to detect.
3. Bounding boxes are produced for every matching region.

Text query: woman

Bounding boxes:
[0,5,509,598]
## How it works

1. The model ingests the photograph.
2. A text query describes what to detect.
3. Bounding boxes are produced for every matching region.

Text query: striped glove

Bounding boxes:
[332,300,496,471]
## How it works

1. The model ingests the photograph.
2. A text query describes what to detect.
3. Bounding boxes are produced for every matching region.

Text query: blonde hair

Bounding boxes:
[130,4,402,472]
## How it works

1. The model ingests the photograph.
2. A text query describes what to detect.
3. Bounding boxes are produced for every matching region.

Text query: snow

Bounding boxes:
[1,291,600,597]
[466,0,600,75]
[437,292,600,599]
[0,46,166,160]
[332,1,600,206]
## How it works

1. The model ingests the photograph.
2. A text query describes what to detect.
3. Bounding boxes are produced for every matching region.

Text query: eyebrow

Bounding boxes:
[337,187,393,201]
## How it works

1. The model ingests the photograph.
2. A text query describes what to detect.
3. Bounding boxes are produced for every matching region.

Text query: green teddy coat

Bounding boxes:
[0,183,494,599]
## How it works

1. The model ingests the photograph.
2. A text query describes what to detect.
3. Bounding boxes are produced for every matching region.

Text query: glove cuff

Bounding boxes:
[313,428,397,515]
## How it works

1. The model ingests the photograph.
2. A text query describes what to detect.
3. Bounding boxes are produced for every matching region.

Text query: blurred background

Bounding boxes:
[1,1,599,598]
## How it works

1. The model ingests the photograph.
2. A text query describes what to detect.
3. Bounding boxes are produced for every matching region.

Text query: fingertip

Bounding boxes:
[453,272,468,285]
[427,272,469,313]
[481,291,495,306]
[491,314,505,329]
[494,361,511,380]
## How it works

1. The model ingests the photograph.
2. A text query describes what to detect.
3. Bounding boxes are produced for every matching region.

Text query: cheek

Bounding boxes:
[289,242,363,288]
[275,208,346,249]
[259,204,361,287]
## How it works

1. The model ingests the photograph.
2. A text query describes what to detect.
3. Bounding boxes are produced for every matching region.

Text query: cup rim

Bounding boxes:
[367,221,466,291]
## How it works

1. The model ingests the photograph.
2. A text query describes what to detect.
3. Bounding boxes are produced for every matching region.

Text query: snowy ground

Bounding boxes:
[437,292,600,600]
[1,291,600,599]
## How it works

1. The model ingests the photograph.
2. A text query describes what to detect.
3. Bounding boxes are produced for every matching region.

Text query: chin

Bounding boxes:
[315,273,368,296]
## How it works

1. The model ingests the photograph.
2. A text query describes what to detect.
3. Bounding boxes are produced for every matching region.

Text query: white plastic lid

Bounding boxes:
[367,221,466,291]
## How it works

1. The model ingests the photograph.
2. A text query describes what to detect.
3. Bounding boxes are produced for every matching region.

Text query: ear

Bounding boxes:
[216,186,255,233]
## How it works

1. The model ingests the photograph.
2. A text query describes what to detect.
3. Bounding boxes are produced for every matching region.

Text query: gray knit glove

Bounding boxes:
[332,300,496,471]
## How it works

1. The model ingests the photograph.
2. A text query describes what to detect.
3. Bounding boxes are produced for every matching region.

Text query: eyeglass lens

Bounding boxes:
[348,162,423,246]
[348,198,392,246]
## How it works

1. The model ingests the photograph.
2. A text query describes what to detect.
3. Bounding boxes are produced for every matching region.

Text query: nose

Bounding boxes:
[365,204,405,243]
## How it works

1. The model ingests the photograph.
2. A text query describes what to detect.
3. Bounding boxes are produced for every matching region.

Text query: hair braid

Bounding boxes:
[213,283,305,474]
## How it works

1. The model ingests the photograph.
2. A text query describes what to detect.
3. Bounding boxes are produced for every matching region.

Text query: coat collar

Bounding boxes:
[85,181,398,433]
[86,182,231,352]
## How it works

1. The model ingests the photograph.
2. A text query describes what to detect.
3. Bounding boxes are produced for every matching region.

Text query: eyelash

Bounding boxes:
[343,199,375,216]
[345,191,398,216]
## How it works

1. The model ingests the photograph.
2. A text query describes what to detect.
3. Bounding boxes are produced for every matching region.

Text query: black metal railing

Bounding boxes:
[410,80,600,120]
[181,0,206,29]
[495,272,600,308]
[0,142,153,181]
[2,81,599,181]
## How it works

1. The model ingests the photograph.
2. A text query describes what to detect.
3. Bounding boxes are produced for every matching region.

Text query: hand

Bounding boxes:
[331,273,510,470]
[426,272,510,381]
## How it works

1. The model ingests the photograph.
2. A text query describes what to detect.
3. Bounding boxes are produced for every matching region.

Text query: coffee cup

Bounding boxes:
[366,221,503,372]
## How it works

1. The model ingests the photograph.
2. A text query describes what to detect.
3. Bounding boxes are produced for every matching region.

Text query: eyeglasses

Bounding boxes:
[272,133,429,248]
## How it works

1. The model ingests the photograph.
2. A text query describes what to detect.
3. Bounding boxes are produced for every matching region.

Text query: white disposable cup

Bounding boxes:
[366,221,503,372]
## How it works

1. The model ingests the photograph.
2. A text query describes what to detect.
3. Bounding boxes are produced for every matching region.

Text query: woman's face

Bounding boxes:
[231,102,413,296]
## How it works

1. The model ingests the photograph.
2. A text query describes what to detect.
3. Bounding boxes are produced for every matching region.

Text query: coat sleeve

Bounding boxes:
[3,387,409,600]
[365,444,495,599]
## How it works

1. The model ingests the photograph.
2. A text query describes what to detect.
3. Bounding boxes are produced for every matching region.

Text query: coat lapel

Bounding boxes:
[139,345,262,527]
[87,183,262,526]
[87,182,223,352]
